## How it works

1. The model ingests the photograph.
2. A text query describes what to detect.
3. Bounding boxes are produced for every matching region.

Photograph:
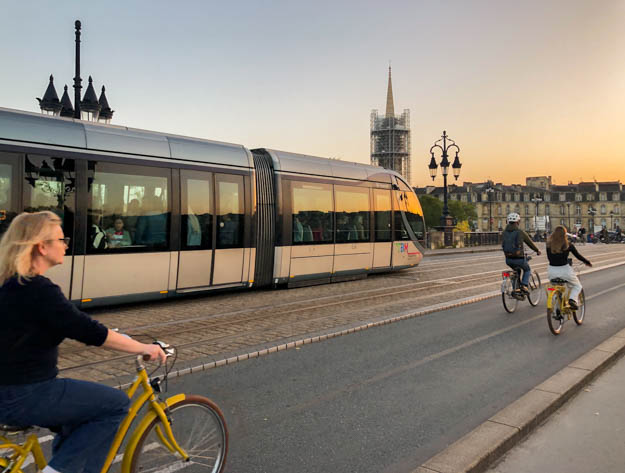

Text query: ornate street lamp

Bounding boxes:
[428,131,461,246]
[36,75,62,116]
[80,76,101,121]
[531,195,542,232]
[485,186,495,232]
[36,20,113,123]
[566,202,571,231]
[428,131,461,224]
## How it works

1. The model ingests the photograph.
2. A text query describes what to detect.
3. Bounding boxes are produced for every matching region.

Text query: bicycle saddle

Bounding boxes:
[549,278,568,284]
[0,424,33,434]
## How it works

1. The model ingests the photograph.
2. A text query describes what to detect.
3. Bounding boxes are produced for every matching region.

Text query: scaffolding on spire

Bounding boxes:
[370,66,411,184]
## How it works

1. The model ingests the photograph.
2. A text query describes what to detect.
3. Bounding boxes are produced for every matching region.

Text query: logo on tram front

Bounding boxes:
[396,242,421,256]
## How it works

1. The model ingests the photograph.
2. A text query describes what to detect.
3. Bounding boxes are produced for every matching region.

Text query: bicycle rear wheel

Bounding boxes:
[527,271,542,306]
[547,291,564,335]
[129,395,228,473]
[501,277,518,313]
[573,289,585,325]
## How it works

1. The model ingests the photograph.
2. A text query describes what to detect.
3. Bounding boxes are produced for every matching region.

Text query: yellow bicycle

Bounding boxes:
[546,273,586,336]
[0,342,228,473]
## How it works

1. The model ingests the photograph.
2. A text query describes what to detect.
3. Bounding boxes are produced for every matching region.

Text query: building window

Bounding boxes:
[586,193,594,201]
[600,192,607,201]
[461,194,467,202]
[514,193,520,201]
[601,218,607,227]
[561,219,566,225]
[559,193,566,201]
[524,193,530,202]
[575,205,581,216]
[613,192,620,201]
[525,205,529,215]
[514,204,520,213]
[560,205,565,216]
[614,205,620,214]
[575,193,582,201]
[545,205,550,216]
[506,204,510,214]
[601,204,606,215]
[544,193,551,202]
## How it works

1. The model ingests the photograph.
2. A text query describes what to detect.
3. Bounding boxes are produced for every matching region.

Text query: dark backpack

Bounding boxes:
[502,229,522,257]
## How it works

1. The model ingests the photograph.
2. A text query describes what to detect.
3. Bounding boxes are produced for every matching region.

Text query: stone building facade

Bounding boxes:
[416,176,623,233]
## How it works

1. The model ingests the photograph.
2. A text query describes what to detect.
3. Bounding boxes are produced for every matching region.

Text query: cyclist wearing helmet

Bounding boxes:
[502,212,541,293]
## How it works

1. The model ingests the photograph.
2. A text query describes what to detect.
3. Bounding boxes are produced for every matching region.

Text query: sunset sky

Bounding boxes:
[1,0,624,187]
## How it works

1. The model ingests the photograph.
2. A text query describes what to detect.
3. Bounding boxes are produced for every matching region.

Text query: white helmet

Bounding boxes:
[507,212,521,223]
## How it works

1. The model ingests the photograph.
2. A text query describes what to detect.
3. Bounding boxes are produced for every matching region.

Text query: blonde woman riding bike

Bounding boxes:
[0,211,166,473]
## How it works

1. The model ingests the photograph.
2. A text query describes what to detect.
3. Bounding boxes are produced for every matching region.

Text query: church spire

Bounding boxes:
[385,65,395,117]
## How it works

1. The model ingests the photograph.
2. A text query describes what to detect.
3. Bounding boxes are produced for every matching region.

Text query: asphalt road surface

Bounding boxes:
[158,263,625,473]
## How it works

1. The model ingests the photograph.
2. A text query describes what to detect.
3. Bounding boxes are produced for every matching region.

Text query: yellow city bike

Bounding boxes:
[0,342,228,473]
[546,274,586,336]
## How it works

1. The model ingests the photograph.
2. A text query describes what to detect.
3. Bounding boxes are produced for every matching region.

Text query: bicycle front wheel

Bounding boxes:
[547,291,564,335]
[502,277,518,313]
[573,289,585,325]
[527,271,542,306]
[129,395,228,473]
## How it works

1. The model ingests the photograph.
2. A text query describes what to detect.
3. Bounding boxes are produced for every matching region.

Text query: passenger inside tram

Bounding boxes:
[105,217,132,248]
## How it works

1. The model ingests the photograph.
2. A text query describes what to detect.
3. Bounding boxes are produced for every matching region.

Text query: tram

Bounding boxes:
[0,107,425,307]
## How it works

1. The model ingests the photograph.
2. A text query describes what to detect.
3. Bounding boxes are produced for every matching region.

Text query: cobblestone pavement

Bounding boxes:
[55,243,625,384]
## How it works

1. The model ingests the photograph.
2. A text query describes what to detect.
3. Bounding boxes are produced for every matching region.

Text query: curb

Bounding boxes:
[414,329,625,473]
[424,247,501,258]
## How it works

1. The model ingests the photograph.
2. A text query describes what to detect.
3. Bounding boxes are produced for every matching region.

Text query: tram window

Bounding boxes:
[291,181,333,244]
[88,162,170,253]
[0,153,18,237]
[216,174,244,249]
[181,170,213,251]
[22,155,76,252]
[373,189,392,242]
[335,186,370,243]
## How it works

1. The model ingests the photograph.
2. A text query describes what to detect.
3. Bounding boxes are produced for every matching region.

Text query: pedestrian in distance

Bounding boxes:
[0,211,166,473]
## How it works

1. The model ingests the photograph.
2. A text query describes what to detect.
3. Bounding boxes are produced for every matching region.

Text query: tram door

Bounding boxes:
[372,188,393,268]
[177,172,245,290]
[23,155,76,297]
[212,174,245,285]
[178,170,214,289]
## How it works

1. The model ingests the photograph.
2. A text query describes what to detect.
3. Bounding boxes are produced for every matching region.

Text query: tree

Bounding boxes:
[418,194,443,229]
[448,200,477,225]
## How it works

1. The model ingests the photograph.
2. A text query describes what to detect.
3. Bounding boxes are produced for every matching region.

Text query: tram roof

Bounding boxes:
[0,107,252,168]
[260,148,393,183]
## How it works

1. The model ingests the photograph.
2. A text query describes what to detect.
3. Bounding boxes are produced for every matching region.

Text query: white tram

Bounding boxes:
[0,107,425,307]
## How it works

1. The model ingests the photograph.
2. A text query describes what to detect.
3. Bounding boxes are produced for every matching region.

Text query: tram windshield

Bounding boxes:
[395,178,425,242]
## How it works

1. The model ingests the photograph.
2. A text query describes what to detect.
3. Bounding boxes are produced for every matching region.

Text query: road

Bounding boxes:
[161,261,625,472]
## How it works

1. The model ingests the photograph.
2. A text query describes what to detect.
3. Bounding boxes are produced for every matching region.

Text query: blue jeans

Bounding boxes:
[0,377,129,473]
[505,257,531,286]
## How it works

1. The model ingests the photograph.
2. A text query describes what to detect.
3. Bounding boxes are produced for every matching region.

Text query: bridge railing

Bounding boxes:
[463,231,502,247]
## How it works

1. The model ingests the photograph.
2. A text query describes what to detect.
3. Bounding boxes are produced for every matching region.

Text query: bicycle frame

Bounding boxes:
[0,431,46,473]
[546,283,573,317]
[102,359,188,473]
[0,359,189,473]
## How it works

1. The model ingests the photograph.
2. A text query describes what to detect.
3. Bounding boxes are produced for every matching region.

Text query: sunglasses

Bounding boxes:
[48,237,71,246]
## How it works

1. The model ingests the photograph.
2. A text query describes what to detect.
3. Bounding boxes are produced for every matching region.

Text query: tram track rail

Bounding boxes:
[57,247,625,379]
